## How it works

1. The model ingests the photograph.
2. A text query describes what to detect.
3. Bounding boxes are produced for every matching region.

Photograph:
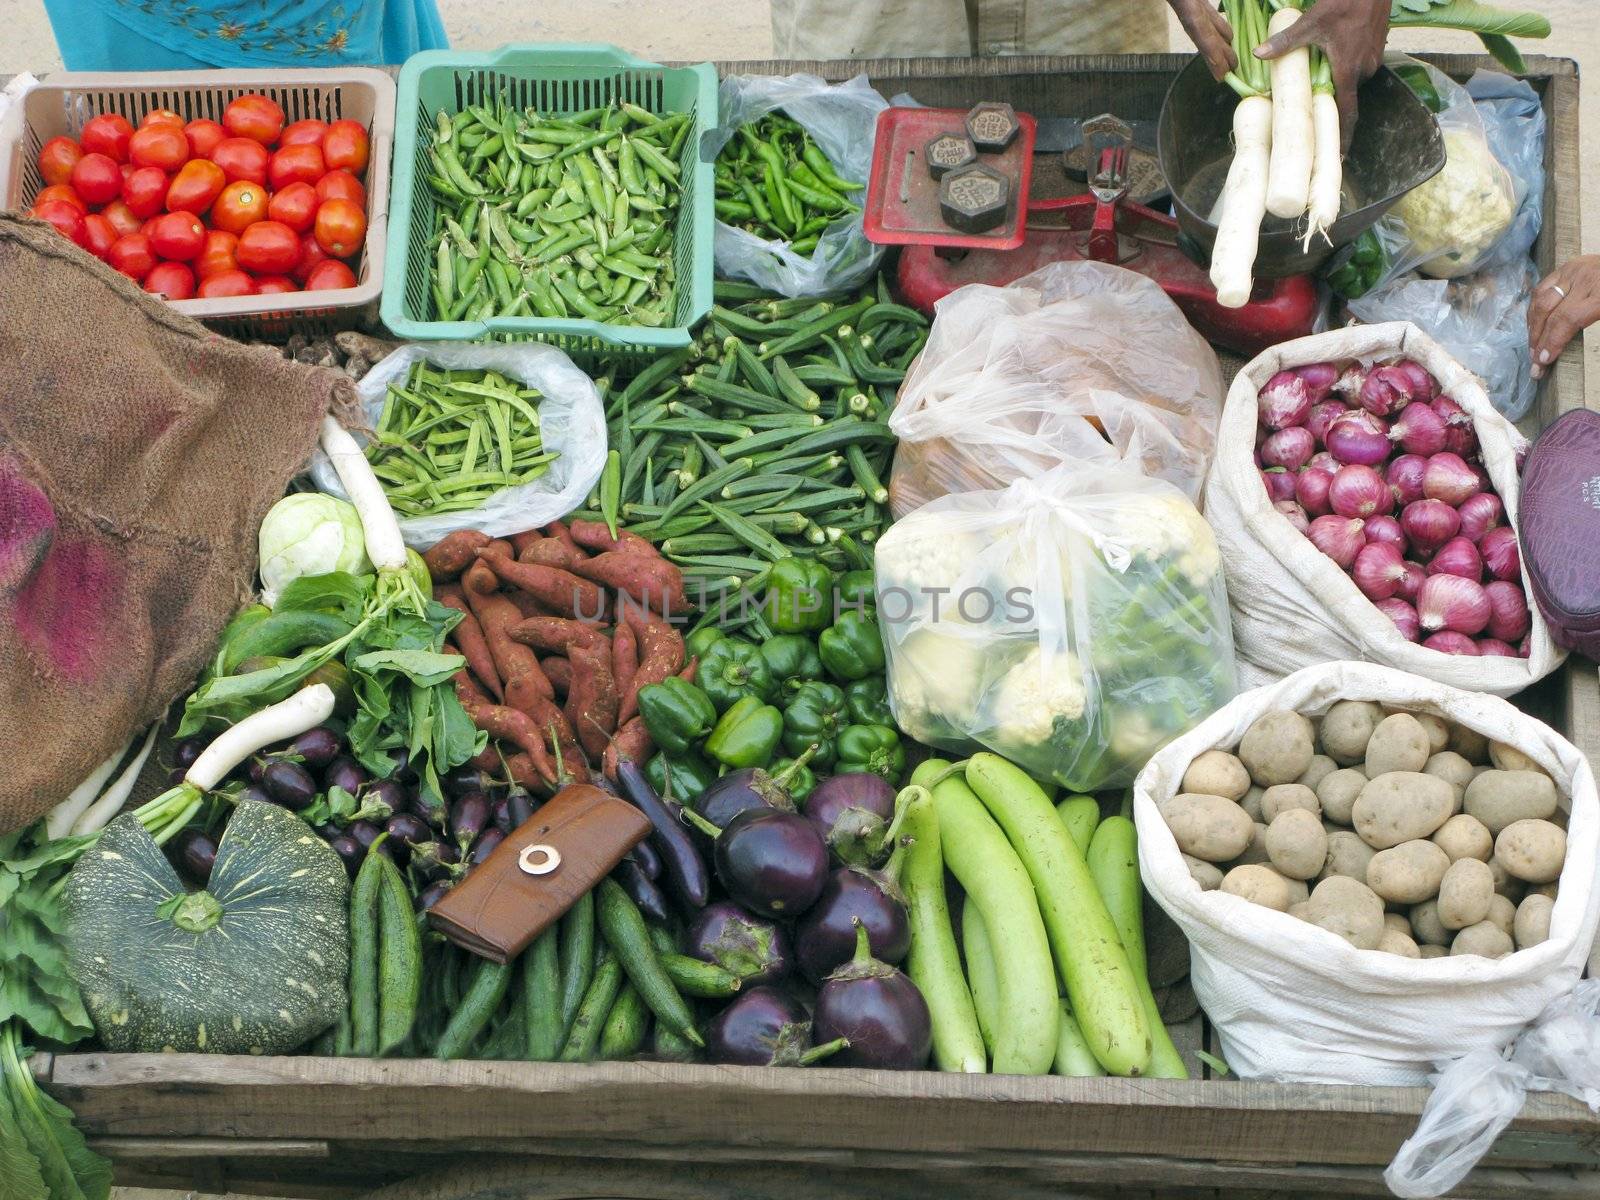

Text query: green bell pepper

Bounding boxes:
[699,637,776,712]
[763,557,833,634]
[644,751,720,805]
[704,695,784,769]
[843,676,894,727]
[835,723,906,782]
[685,626,725,661]
[759,634,823,688]
[769,756,817,803]
[1325,228,1387,300]
[819,610,886,682]
[836,569,876,612]
[636,677,717,756]
[781,679,848,768]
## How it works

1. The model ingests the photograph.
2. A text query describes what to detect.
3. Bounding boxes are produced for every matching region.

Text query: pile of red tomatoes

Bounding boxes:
[30,93,369,301]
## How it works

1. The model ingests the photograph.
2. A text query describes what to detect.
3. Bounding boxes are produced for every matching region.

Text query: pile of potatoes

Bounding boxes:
[1161,702,1567,959]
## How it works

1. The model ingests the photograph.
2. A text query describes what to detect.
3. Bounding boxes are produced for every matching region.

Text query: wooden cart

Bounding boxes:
[34,53,1599,1200]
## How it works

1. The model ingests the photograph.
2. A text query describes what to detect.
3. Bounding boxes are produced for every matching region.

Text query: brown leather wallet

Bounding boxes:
[427,783,651,963]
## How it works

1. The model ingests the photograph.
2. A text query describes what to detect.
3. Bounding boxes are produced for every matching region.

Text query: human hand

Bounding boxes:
[1529,257,1600,380]
[1256,0,1390,152]
[1167,0,1238,82]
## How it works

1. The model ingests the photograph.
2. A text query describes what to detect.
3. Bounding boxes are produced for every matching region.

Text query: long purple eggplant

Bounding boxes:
[615,758,711,912]
[613,855,672,925]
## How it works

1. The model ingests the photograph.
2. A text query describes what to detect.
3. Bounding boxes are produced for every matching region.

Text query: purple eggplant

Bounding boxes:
[417,880,453,911]
[385,813,432,859]
[450,791,491,848]
[704,986,846,1067]
[290,727,342,770]
[170,736,207,772]
[348,820,384,850]
[324,755,367,796]
[170,828,218,885]
[469,826,506,866]
[442,765,495,797]
[696,748,817,835]
[329,835,365,877]
[361,778,406,821]
[795,867,910,984]
[235,783,273,806]
[614,759,711,913]
[685,806,828,919]
[384,747,416,783]
[490,795,513,834]
[506,787,536,831]
[262,759,318,808]
[630,836,662,880]
[685,900,793,988]
[613,856,671,925]
[812,921,931,1070]
[804,773,898,867]
[409,840,462,882]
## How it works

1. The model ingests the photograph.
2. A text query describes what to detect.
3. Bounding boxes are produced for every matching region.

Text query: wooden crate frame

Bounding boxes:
[30,52,1598,1200]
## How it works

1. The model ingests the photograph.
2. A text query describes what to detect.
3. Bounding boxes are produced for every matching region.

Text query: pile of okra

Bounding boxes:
[714,112,862,252]
[567,276,930,605]
[424,96,690,327]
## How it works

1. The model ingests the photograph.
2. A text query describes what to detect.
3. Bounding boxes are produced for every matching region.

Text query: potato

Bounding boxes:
[1528,880,1560,901]
[1489,740,1541,774]
[1160,793,1255,862]
[1494,819,1567,884]
[1240,786,1265,823]
[1463,771,1559,836]
[1423,752,1476,806]
[1288,901,1313,921]
[1431,814,1493,863]
[1306,876,1385,950]
[1283,876,1310,906]
[1418,944,1448,959]
[1378,928,1422,958]
[1451,920,1513,958]
[1321,831,1377,882]
[1233,823,1271,867]
[1487,856,1524,903]
[1221,864,1294,911]
[1366,839,1450,904]
[1183,854,1223,891]
[1514,894,1554,949]
[1485,893,1517,938]
[1319,700,1383,765]
[1364,714,1432,778]
[1414,713,1450,756]
[1317,768,1368,826]
[1410,899,1451,947]
[1298,754,1338,792]
[1181,750,1251,802]
[1351,772,1455,849]
[1260,784,1321,823]
[1266,809,1328,881]
[1239,710,1316,786]
[1448,723,1490,764]
[1384,911,1412,934]
[1436,858,1494,930]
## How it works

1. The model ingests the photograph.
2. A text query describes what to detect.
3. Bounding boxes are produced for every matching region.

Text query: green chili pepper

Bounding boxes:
[835,723,906,782]
[698,637,777,712]
[636,677,717,756]
[781,680,848,768]
[843,676,894,727]
[763,557,833,633]
[818,610,886,682]
[758,633,823,688]
[704,695,784,769]
[644,751,720,805]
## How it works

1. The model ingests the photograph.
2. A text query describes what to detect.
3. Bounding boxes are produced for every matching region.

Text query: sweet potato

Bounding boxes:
[623,611,686,698]
[521,537,585,571]
[452,670,558,785]
[465,587,553,709]
[572,551,688,615]
[545,520,582,555]
[679,655,698,684]
[422,530,491,582]
[603,716,653,782]
[569,519,655,556]
[612,621,639,724]
[566,643,620,760]
[477,549,606,620]
[509,615,610,654]
[509,529,545,556]
[509,592,550,620]
[542,656,572,698]
[437,585,503,702]
[518,692,590,785]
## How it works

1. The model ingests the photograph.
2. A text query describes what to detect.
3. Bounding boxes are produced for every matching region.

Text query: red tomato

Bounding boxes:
[69,152,123,206]
[211,180,268,234]
[128,124,189,172]
[321,119,370,174]
[237,220,301,274]
[266,182,318,233]
[32,199,87,246]
[268,143,325,190]
[280,119,328,147]
[315,169,365,207]
[80,113,133,162]
[252,275,298,294]
[149,211,206,261]
[106,232,157,280]
[33,183,86,214]
[196,229,240,279]
[80,213,118,258]
[222,94,285,146]
[303,258,357,291]
[291,231,329,283]
[197,268,257,298]
[37,136,82,187]
[183,118,227,160]
[101,198,142,237]
[144,261,195,299]
[140,107,185,129]
[165,159,226,215]
[120,165,169,218]
[313,198,366,258]
[209,136,269,185]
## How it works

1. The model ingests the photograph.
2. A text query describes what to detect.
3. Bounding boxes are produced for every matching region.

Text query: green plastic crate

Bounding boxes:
[383,44,716,361]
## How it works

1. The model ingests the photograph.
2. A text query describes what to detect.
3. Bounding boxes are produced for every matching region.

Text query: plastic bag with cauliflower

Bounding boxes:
[874,462,1237,793]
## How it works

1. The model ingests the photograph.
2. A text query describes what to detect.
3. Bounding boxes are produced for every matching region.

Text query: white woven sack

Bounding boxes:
[1202,321,1563,696]
[1134,660,1600,1085]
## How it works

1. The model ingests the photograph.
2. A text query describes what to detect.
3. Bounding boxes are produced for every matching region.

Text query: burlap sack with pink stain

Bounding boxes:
[0,214,350,834]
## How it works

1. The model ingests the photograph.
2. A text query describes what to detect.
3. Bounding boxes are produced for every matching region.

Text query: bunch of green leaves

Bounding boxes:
[0,830,94,1048]
[1389,0,1551,71]
[0,1021,110,1200]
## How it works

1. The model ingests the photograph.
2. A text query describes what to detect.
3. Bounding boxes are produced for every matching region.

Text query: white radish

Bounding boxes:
[1303,89,1343,247]
[185,684,336,792]
[45,737,133,839]
[71,723,161,836]
[320,416,407,572]
[1265,7,1314,219]
[1210,94,1274,309]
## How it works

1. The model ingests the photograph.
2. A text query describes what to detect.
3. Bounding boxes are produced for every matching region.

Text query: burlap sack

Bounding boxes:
[0,215,351,834]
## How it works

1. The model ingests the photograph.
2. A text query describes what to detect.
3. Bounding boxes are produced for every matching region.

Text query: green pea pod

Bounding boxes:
[644,750,721,805]
[762,557,834,633]
[699,637,777,712]
[843,676,894,726]
[759,634,823,688]
[636,677,717,755]
[781,680,847,768]
[834,723,905,782]
[818,610,886,681]
[704,695,784,769]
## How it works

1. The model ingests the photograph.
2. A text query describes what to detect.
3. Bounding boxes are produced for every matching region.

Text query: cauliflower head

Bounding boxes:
[1102,491,1221,584]
[886,628,989,747]
[1392,129,1515,279]
[987,644,1087,750]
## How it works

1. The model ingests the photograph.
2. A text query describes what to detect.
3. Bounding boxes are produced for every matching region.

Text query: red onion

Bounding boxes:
[1470,461,1494,495]
[1388,403,1447,456]
[1261,468,1298,503]
[1519,636,1531,659]
[1296,466,1334,516]
[1364,515,1406,553]
[1352,541,1406,601]
[1422,452,1480,506]
[1457,492,1504,542]
[1397,561,1427,603]
[1376,597,1421,641]
[1418,574,1491,636]
[1387,455,1429,507]
[1394,360,1438,402]
[1433,396,1479,458]
[1329,464,1392,518]
[1259,370,1313,430]
[1274,500,1310,533]
[1423,631,1481,656]
[1307,515,1367,569]
[1477,638,1518,657]
[1483,580,1531,642]
[1359,366,1413,416]
[1308,451,1340,475]
[1480,526,1521,582]
[1334,364,1367,399]
[1306,400,1347,446]
[1326,410,1390,466]
[1260,426,1316,471]
[1297,361,1340,400]
[1428,536,1483,581]
[1401,499,1461,556]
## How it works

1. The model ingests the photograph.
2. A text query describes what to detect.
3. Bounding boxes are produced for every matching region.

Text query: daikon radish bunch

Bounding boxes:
[1303,47,1342,249]
[1211,0,1275,308]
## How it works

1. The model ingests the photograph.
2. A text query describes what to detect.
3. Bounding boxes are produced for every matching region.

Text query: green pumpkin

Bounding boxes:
[64,800,350,1055]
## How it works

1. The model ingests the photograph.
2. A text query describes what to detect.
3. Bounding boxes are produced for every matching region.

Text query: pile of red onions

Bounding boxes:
[1257,359,1530,658]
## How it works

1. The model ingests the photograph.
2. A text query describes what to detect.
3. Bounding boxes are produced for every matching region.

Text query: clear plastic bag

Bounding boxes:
[705,73,887,297]
[887,261,1224,517]
[874,462,1236,793]
[309,341,607,551]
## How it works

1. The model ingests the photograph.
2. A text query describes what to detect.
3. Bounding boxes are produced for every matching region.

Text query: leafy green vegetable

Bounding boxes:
[0,1022,111,1200]
[1387,0,1551,71]
[0,831,94,1046]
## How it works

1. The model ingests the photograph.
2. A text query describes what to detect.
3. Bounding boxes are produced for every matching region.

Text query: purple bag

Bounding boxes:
[1517,408,1600,660]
